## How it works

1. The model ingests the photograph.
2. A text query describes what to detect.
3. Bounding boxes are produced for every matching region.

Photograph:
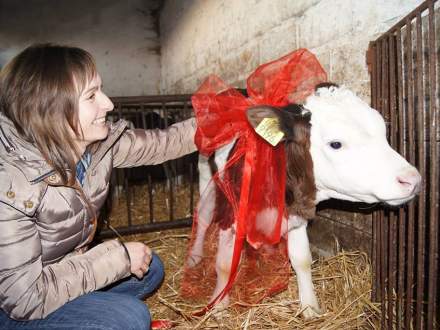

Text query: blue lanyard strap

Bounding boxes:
[75,151,92,186]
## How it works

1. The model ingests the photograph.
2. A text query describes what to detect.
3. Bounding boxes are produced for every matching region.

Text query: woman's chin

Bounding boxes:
[92,126,110,140]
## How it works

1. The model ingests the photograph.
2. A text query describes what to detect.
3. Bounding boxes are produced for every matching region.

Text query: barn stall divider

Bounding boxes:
[368,0,439,329]
[97,95,197,239]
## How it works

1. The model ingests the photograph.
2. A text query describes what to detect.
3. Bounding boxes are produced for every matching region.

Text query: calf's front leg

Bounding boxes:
[188,142,235,267]
[210,225,236,310]
[187,155,216,267]
[287,216,321,318]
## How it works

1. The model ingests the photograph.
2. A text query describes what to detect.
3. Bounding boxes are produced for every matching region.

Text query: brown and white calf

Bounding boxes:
[187,83,421,318]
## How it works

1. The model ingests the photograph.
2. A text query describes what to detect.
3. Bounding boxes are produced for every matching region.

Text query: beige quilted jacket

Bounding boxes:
[0,112,196,320]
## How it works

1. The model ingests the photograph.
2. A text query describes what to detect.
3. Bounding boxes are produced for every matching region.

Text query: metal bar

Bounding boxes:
[184,101,190,119]
[374,40,383,307]
[136,110,142,128]
[396,28,407,159]
[404,16,416,330]
[369,41,378,303]
[97,218,193,239]
[380,36,394,329]
[117,101,133,228]
[111,94,192,104]
[387,33,398,330]
[414,11,426,330]
[112,108,184,117]
[388,210,397,330]
[149,109,154,127]
[397,207,406,328]
[389,34,398,148]
[184,100,196,217]
[141,105,147,129]
[117,102,123,120]
[379,38,388,329]
[371,212,378,301]
[169,174,175,222]
[140,106,150,225]
[426,1,439,328]
[189,161,195,215]
[111,105,190,114]
[148,174,153,223]
[163,102,169,128]
[124,169,132,227]
[380,211,387,329]
[396,27,407,330]
[162,103,175,222]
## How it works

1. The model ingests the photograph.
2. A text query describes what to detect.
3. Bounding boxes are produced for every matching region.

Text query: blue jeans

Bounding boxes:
[0,253,164,330]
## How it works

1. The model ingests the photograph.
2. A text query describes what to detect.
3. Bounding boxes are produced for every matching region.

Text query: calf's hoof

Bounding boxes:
[210,294,230,313]
[301,305,323,319]
[186,253,203,267]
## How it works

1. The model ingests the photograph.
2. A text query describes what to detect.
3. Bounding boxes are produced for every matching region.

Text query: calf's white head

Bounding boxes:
[247,84,421,207]
[306,84,421,205]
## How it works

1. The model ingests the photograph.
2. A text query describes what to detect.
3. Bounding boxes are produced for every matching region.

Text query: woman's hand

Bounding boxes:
[123,242,153,279]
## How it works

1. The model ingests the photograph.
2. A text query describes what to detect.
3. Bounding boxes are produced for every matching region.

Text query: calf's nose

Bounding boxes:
[396,169,422,194]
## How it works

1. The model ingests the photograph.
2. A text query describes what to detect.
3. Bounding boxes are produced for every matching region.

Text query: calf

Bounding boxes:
[187,83,421,318]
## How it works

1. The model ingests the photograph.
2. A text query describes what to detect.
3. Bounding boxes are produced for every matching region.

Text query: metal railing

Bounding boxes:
[97,95,197,239]
[368,0,439,328]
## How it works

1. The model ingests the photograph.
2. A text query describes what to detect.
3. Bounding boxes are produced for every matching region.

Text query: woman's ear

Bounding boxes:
[246,105,280,129]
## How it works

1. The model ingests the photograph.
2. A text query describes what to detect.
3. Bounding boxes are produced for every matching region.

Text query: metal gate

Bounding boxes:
[97,95,197,239]
[368,0,439,328]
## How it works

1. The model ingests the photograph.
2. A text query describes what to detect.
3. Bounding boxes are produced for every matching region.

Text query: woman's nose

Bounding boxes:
[101,93,114,112]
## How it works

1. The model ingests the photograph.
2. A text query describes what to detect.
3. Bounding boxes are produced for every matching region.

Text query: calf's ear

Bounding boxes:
[246,105,287,146]
[246,105,280,129]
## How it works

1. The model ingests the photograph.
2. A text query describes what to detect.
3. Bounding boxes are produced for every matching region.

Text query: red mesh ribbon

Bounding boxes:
[181,49,327,311]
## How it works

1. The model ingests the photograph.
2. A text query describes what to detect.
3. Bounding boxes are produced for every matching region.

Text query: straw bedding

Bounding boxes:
[107,183,380,329]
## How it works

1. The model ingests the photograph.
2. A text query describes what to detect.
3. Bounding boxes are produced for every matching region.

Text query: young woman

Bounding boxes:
[0,44,197,329]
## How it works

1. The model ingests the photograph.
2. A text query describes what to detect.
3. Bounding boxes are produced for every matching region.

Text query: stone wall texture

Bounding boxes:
[160,0,424,100]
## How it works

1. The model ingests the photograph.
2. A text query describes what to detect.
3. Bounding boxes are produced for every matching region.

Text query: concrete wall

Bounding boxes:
[159,0,425,255]
[0,0,161,96]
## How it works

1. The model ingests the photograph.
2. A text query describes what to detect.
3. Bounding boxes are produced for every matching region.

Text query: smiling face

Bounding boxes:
[306,86,421,206]
[75,74,114,153]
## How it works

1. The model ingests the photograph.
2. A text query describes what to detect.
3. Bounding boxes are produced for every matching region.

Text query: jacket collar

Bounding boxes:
[0,112,128,184]
[88,119,128,171]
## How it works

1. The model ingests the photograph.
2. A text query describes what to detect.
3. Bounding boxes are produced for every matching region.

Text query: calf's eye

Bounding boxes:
[329,141,342,149]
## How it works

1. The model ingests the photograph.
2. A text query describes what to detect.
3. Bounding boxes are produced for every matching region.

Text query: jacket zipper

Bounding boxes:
[0,125,16,152]
[29,169,56,184]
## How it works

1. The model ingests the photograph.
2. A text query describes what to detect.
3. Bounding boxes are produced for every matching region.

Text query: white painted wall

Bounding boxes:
[0,0,161,96]
[160,0,425,102]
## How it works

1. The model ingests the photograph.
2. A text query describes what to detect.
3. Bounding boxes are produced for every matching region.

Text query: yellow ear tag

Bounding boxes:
[254,117,285,146]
